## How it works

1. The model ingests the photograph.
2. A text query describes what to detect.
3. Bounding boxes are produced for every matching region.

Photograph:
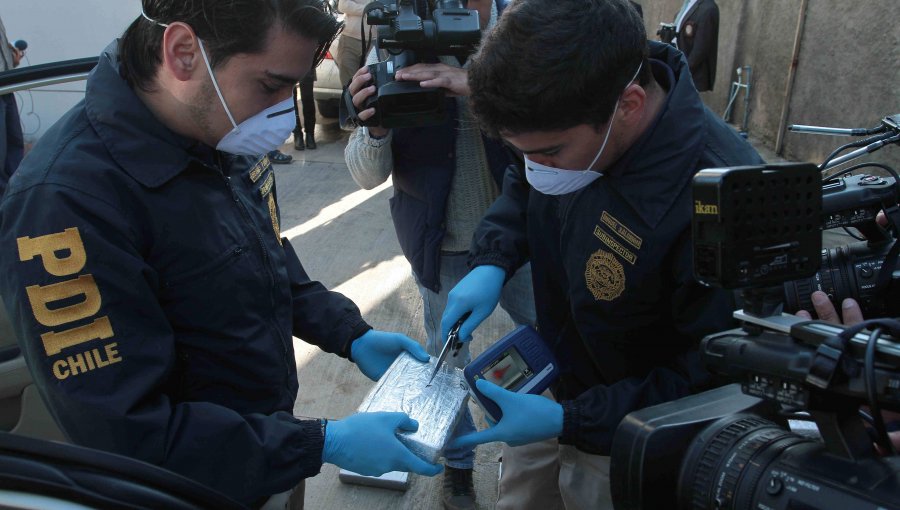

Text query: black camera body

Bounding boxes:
[362,56,445,129]
[610,163,900,509]
[358,0,481,128]
[692,163,900,318]
[657,22,677,44]
[785,172,900,317]
[613,381,900,510]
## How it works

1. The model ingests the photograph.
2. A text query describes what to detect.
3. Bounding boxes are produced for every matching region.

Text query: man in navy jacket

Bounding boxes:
[0,1,441,507]
[441,0,762,508]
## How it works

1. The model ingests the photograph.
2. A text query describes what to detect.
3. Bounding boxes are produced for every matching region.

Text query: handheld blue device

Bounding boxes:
[463,326,559,422]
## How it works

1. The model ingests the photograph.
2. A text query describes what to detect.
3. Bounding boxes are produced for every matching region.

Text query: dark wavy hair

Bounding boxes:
[121,0,343,92]
[467,0,648,137]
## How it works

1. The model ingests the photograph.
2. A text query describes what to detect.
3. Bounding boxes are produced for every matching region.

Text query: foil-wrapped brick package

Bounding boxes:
[357,351,470,464]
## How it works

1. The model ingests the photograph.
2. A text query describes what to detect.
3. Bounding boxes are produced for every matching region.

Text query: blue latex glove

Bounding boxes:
[322,412,443,476]
[351,330,429,381]
[440,265,506,344]
[449,379,563,450]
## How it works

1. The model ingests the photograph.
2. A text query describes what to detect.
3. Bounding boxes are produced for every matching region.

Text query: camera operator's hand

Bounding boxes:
[348,66,389,138]
[795,290,864,325]
[395,63,470,97]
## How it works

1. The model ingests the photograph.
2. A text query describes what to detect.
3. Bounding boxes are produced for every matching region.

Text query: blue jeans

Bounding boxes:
[415,252,537,469]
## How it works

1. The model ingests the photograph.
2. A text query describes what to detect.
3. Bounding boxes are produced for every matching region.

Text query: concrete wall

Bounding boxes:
[638,0,900,171]
[2,2,140,141]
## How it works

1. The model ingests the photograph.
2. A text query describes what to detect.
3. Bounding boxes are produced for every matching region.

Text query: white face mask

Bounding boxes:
[197,39,296,156]
[524,62,642,196]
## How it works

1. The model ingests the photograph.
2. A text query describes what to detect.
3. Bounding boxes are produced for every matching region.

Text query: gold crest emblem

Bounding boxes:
[585,249,625,301]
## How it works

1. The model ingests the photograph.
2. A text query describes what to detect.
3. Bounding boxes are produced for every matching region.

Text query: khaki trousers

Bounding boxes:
[496,438,612,510]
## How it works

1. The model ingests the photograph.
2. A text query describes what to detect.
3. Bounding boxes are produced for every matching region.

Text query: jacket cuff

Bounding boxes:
[559,400,581,445]
[468,252,514,280]
[364,128,392,146]
[293,418,327,480]
[343,319,374,361]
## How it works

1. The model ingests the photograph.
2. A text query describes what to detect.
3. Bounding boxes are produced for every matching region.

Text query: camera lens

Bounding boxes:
[784,246,850,314]
[783,242,899,318]
[677,414,812,510]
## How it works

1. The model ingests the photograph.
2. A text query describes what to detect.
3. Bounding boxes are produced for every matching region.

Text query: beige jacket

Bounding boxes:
[338,0,371,39]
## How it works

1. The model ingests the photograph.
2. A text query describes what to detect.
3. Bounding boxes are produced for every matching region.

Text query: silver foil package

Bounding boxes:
[356,351,470,464]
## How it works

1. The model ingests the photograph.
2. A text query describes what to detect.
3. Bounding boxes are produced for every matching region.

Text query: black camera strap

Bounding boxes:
[806,318,900,389]
[339,85,363,130]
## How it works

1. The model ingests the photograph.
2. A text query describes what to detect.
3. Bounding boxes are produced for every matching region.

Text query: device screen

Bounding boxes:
[481,347,529,390]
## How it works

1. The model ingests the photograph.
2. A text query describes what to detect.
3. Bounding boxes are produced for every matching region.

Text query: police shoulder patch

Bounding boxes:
[584,249,625,302]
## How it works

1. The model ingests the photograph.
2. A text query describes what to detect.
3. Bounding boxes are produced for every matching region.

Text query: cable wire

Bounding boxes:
[820,131,899,171]
[864,327,897,455]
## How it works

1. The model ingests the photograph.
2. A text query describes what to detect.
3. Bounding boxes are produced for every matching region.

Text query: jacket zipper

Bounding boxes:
[218,171,292,384]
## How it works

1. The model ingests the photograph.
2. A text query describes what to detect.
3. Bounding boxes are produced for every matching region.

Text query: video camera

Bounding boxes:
[691,114,900,319]
[610,115,900,509]
[343,0,481,129]
[657,22,677,44]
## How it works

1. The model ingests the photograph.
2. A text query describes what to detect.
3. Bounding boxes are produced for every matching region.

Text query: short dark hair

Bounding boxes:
[467,0,648,137]
[121,0,342,92]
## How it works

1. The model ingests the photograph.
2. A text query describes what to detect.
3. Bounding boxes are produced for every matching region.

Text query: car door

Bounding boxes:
[0,294,65,441]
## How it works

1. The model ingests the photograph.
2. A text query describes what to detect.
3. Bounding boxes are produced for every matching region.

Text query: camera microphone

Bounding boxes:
[13,40,27,51]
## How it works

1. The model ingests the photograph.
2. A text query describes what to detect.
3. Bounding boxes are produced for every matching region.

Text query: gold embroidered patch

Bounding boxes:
[268,194,282,245]
[600,211,642,249]
[249,155,271,183]
[585,249,625,302]
[249,162,263,183]
[593,226,637,265]
[259,172,274,198]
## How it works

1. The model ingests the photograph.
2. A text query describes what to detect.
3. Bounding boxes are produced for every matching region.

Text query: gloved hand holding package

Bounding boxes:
[356,351,470,464]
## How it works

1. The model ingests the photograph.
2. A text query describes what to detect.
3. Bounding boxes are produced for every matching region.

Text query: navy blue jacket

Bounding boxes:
[469,42,764,455]
[0,42,370,505]
[390,85,516,293]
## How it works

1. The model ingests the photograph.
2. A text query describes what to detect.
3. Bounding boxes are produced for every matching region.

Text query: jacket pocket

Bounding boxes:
[161,245,248,289]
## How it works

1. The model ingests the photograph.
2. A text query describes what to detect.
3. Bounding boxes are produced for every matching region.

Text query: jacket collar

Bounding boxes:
[600,41,707,229]
[85,40,217,188]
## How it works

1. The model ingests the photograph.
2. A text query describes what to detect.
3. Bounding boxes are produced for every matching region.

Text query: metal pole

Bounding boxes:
[0,74,90,95]
[774,0,809,156]
[740,66,752,135]
[789,125,863,136]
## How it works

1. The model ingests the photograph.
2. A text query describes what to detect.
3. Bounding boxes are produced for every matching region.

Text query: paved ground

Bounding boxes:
[274,119,508,510]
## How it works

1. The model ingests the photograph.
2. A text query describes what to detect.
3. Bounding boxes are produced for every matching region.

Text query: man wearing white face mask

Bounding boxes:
[0,1,444,508]
[439,1,763,508]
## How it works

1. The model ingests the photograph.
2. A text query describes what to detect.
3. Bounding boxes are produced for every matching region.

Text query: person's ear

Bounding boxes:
[161,22,201,82]
[619,83,646,125]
